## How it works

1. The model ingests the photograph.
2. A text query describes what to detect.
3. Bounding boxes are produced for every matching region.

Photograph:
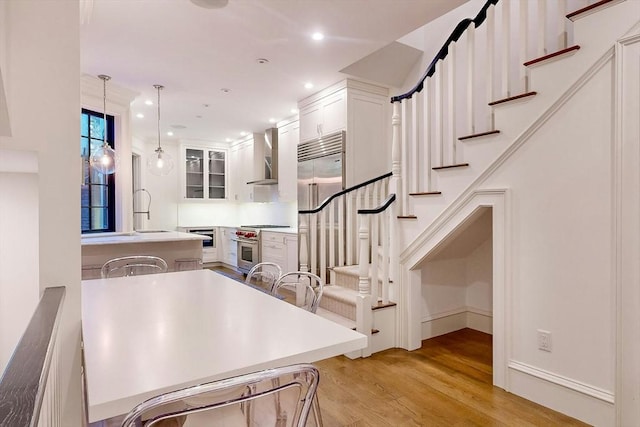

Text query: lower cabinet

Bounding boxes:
[219,227,238,268]
[261,231,298,275]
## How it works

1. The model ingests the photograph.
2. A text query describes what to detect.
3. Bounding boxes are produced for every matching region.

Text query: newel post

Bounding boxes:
[299,214,309,273]
[390,101,402,215]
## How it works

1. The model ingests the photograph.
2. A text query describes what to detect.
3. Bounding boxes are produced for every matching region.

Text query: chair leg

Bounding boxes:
[311,395,323,427]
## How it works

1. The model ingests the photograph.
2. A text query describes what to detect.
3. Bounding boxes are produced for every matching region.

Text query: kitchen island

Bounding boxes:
[81,231,208,279]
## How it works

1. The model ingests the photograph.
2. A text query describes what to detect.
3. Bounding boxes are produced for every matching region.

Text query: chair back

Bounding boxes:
[120,364,320,427]
[245,262,283,293]
[100,255,168,278]
[272,272,324,313]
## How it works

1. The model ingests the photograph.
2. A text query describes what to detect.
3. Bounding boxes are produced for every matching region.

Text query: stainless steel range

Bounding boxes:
[234,225,291,274]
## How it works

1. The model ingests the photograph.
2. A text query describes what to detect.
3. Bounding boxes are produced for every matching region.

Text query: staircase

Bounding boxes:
[299,0,639,362]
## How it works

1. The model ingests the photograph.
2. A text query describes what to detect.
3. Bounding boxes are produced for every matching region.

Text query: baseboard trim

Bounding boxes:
[421,307,492,339]
[508,361,615,425]
[509,360,614,403]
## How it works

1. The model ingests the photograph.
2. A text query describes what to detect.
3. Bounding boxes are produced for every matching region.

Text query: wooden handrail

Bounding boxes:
[0,286,66,427]
[299,171,392,214]
[357,194,396,215]
[390,0,500,103]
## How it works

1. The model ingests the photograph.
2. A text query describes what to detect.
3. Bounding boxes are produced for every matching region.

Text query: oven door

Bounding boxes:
[236,238,258,274]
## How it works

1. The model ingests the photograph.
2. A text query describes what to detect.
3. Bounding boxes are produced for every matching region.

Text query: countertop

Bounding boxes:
[81,230,210,246]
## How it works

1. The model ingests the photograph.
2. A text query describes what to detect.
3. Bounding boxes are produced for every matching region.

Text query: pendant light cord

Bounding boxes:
[154,84,164,152]
[98,74,111,145]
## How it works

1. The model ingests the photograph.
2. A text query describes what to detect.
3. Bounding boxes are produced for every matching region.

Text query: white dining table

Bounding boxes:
[81,269,367,423]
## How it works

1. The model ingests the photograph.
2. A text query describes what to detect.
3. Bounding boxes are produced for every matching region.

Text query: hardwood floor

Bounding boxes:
[207,267,588,425]
[315,329,588,426]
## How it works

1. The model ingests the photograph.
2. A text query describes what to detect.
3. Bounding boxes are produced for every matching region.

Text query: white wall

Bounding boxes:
[132,137,180,231]
[0,158,38,372]
[419,231,492,333]
[0,1,82,424]
[483,61,615,394]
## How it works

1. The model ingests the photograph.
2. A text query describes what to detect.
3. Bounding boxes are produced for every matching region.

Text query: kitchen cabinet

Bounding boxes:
[299,91,345,143]
[298,78,390,187]
[219,227,237,268]
[228,138,254,202]
[277,118,299,202]
[182,145,227,200]
[261,231,298,275]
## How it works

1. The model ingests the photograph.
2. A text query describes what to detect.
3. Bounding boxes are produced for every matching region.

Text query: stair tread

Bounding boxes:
[489,91,537,106]
[433,163,469,170]
[524,45,580,67]
[458,130,500,140]
[567,0,623,21]
[398,215,417,219]
[332,264,391,280]
[409,191,442,196]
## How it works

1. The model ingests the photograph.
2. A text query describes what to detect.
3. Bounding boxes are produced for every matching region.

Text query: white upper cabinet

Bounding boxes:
[299,91,345,143]
[277,118,299,202]
[181,145,227,200]
[228,138,254,202]
[298,79,390,187]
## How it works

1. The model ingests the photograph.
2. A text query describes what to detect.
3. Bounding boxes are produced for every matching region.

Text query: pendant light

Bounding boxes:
[147,84,174,176]
[89,74,117,175]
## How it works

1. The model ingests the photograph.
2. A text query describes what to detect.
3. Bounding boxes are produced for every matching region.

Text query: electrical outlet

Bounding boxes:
[537,330,552,352]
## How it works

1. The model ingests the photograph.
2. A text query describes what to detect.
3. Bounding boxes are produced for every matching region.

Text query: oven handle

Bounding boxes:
[232,238,257,244]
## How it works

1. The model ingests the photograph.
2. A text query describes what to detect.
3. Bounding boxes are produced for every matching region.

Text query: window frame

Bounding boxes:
[81,108,116,234]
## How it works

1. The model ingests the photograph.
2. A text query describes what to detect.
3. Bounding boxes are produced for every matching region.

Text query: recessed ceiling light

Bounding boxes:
[144,100,153,106]
[256,58,270,64]
[240,131,248,137]
[304,82,314,89]
[268,118,276,123]
[190,0,228,9]
[171,124,187,129]
[311,32,324,41]
[167,131,174,136]
[220,88,231,93]
[196,115,202,119]
[225,138,232,143]
[291,108,299,114]
[136,113,144,118]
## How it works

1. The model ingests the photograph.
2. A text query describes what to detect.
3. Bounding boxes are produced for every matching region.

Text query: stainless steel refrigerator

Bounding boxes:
[297,131,345,211]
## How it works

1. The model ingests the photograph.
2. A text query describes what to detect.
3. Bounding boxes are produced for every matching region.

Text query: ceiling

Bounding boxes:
[80,0,467,145]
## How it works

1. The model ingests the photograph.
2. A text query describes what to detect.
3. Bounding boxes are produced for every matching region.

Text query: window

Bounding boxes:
[81,108,115,233]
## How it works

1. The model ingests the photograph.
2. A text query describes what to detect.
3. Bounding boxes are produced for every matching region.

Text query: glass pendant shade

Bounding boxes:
[147,147,174,176]
[148,84,174,176]
[90,142,118,175]
[89,74,117,175]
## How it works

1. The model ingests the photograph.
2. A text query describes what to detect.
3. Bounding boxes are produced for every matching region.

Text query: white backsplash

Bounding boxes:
[178,201,297,228]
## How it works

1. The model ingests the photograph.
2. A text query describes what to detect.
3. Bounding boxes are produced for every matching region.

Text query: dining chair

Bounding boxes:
[245,262,283,293]
[271,272,324,314]
[100,255,168,278]
[120,363,321,427]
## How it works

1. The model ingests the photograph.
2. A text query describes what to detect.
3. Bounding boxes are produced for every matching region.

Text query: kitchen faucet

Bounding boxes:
[133,188,151,221]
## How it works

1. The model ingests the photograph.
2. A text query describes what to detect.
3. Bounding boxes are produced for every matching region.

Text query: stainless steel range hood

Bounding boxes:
[247,128,278,185]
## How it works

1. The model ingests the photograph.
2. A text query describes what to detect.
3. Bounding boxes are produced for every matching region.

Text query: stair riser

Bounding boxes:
[319,294,356,321]
[333,270,385,294]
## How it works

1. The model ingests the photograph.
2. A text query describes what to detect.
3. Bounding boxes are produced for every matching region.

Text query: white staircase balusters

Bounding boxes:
[500,0,512,97]
[319,208,327,283]
[299,215,309,273]
[391,102,403,215]
[338,195,345,266]
[537,0,548,57]
[519,0,530,92]
[486,3,496,124]
[447,41,458,165]
[435,59,445,167]
[466,25,476,135]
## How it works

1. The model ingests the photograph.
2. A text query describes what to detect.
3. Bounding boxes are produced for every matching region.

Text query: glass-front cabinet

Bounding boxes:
[183,146,227,199]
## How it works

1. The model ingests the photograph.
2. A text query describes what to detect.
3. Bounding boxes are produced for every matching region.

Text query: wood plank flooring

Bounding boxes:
[315,329,588,426]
